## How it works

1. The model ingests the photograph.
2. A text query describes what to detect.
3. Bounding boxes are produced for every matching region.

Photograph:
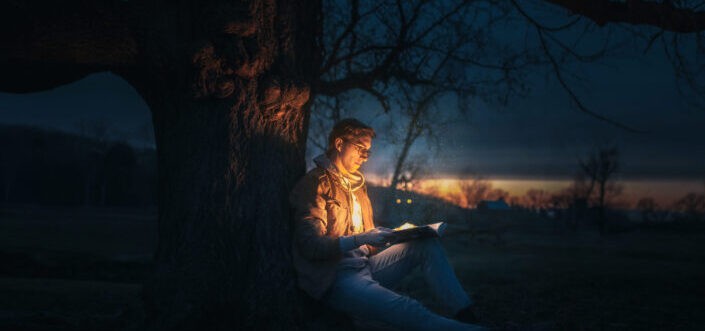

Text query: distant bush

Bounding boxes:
[0,125,156,206]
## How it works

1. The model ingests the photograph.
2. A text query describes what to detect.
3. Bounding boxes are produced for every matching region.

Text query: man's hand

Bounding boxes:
[354,227,397,247]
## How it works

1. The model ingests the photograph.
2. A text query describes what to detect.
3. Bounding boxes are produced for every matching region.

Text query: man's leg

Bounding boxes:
[323,267,482,331]
[369,238,472,315]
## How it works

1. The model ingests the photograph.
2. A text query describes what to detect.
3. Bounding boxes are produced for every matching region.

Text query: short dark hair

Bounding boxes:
[326,118,376,156]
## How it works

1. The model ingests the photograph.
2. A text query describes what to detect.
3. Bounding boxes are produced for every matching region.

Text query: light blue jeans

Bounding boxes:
[322,238,485,331]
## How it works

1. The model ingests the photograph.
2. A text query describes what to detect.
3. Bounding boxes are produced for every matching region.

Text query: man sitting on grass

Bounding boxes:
[290,118,485,331]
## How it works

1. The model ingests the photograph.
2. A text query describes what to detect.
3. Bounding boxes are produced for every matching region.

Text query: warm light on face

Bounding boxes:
[337,135,372,174]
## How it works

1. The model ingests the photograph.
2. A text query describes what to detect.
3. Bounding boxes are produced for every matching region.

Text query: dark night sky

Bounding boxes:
[358,48,705,183]
[1,32,704,202]
[0,72,153,148]
[434,54,705,181]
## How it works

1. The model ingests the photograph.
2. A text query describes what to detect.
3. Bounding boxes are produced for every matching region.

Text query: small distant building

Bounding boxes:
[477,198,510,211]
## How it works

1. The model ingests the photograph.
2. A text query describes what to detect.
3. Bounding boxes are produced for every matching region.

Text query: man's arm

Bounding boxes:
[290,174,342,260]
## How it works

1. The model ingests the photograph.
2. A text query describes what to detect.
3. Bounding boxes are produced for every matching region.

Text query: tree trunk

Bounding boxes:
[117,1,320,329]
[1,0,325,328]
[137,89,308,330]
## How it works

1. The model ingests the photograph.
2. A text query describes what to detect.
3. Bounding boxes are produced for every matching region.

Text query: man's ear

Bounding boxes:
[335,138,344,152]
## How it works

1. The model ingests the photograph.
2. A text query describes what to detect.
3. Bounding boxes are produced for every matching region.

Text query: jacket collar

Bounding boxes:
[313,154,365,192]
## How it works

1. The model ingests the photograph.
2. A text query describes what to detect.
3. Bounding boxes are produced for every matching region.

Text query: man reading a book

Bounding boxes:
[290,118,484,331]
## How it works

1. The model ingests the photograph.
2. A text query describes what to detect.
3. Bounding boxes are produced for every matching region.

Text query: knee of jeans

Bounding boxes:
[407,237,442,255]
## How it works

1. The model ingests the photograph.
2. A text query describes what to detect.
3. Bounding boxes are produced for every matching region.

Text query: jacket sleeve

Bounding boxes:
[290,174,342,261]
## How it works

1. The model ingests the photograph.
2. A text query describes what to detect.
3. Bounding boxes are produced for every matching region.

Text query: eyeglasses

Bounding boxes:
[346,140,371,158]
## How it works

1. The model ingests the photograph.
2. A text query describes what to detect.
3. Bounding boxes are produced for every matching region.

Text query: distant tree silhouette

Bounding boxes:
[636,197,658,223]
[459,178,494,209]
[507,196,522,208]
[673,192,705,221]
[580,145,621,234]
[457,177,510,209]
[550,190,573,210]
[523,188,552,212]
[0,125,155,207]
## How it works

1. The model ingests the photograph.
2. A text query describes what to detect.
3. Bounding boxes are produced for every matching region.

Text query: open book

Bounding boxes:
[389,222,447,244]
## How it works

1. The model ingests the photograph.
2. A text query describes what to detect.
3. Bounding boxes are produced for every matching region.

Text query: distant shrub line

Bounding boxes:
[0,125,156,207]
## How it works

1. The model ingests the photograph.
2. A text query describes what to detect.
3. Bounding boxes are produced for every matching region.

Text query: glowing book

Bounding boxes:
[389,222,447,244]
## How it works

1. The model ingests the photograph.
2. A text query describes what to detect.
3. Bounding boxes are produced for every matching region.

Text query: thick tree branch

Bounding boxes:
[0,1,138,93]
[546,0,705,32]
[317,67,435,97]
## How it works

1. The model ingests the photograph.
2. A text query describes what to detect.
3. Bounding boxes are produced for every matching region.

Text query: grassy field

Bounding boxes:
[0,206,153,331]
[1,205,704,330]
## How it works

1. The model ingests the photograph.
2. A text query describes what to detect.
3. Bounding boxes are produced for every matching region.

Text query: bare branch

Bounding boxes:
[537,28,646,133]
[545,0,705,33]
[321,0,361,74]
[511,0,582,32]
[359,86,392,113]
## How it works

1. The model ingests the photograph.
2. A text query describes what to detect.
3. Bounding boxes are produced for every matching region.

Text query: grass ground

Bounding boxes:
[1,205,704,330]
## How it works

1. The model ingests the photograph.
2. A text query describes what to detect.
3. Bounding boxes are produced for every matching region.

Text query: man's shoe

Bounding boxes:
[453,305,480,324]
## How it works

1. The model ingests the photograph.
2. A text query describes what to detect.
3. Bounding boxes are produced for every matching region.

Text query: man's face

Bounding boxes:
[335,135,372,174]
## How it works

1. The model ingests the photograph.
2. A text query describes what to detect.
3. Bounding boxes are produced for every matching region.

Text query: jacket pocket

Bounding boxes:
[325,199,348,235]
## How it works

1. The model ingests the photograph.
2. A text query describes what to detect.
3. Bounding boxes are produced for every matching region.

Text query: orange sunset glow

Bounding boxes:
[368,176,704,209]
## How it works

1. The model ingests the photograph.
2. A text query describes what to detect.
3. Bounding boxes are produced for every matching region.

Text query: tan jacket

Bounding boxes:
[289,163,376,299]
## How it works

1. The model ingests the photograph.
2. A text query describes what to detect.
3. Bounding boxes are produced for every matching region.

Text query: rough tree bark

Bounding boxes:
[1,0,321,329]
